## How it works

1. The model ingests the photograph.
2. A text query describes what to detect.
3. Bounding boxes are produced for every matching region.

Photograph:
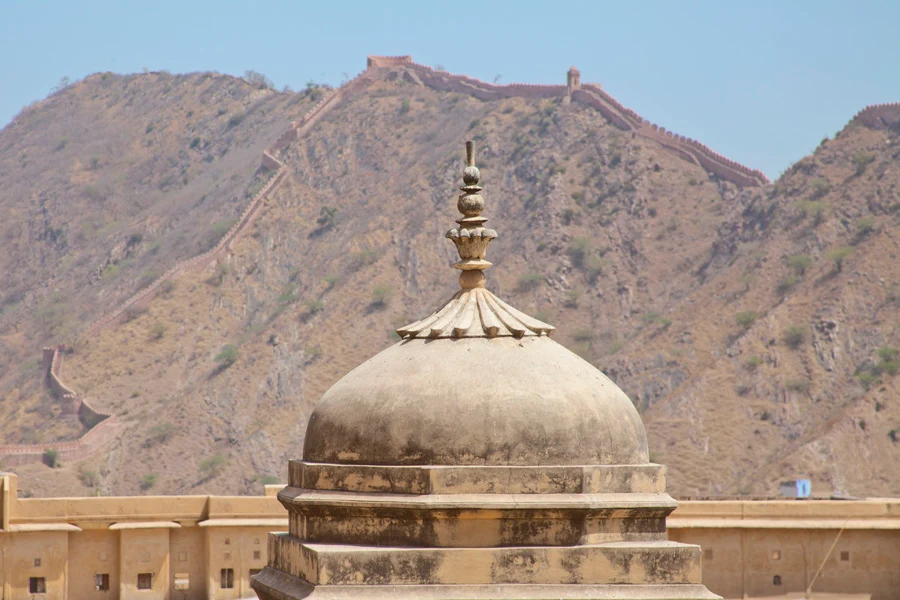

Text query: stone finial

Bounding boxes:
[396,142,554,340]
[446,141,498,290]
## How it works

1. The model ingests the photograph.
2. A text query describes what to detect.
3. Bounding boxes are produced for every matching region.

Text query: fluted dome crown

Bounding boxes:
[303,142,648,468]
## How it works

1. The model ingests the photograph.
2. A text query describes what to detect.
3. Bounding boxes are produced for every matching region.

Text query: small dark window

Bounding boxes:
[253,550,261,560]
[840,550,850,561]
[137,573,152,590]
[95,574,110,591]
[221,568,234,589]
[29,578,46,594]
[34,558,42,567]
[773,575,782,586]
[703,549,713,561]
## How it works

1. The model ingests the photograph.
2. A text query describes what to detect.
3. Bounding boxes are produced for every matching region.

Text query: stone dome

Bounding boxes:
[303,141,648,469]
[303,335,648,466]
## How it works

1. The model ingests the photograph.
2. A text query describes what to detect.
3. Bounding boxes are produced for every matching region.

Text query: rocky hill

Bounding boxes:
[1,59,897,499]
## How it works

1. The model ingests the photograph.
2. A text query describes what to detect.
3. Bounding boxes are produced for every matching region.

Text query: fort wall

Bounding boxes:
[0,346,119,467]
[846,102,900,131]
[19,54,789,476]
[16,66,373,467]
[364,57,770,187]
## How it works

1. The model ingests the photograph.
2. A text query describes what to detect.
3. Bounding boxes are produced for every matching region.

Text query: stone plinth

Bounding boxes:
[252,461,718,599]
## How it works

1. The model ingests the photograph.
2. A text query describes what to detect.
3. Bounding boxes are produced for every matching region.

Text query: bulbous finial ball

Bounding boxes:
[458,193,484,216]
[463,166,480,185]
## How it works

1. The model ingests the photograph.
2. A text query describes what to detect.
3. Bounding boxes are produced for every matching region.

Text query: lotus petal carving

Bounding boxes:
[396,288,554,339]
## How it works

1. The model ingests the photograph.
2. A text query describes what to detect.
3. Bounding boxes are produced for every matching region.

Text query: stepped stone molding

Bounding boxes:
[364,56,769,187]
[846,102,900,130]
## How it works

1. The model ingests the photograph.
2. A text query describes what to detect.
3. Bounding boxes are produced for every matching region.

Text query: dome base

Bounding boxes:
[252,565,720,600]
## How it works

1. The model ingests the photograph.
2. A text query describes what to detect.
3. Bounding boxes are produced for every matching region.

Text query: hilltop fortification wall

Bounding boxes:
[0,347,118,467]
[86,64,375,342]
[20,67,374,466]
[846,102,900,130]
[24,55,774,468]
[365,56,770,187]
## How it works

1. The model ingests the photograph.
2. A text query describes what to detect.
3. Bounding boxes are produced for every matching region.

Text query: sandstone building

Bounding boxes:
[0,472,286,599]
[2,469,899,599]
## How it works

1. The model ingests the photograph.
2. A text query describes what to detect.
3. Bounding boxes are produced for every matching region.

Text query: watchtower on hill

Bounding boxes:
[567,65,581,95]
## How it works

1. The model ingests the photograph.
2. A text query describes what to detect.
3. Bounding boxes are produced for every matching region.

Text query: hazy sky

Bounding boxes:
[2,0,898,179]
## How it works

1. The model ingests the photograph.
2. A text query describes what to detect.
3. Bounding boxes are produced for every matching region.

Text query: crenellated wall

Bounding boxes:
[364,57,770,187]
[846,102,900,131]
[18,66,375,467]
[22,55,778,469]
[0,346,118,467]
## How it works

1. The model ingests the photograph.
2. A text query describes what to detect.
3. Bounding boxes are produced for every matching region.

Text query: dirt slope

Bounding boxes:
[2,68,898,499]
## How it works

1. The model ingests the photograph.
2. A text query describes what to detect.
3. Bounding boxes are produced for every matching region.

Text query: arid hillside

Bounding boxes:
[0,71,325,445]
[1,61,897,499]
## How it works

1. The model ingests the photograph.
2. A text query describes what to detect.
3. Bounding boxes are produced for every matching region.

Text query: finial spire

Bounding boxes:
[447,141,497,290]
[395,141,554,340]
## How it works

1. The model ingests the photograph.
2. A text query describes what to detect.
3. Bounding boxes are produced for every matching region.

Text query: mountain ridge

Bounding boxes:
[0,56,896,500]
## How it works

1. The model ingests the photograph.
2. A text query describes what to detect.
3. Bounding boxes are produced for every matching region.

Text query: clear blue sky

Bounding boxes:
[2,0,898,179]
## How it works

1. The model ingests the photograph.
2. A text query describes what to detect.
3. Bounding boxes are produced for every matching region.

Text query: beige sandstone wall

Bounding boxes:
[1,471,899,599]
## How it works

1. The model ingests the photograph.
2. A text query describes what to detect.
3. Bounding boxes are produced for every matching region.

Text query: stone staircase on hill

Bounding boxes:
[13,54,779,468]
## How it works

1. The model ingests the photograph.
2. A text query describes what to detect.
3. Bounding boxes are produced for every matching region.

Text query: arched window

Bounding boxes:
[773,575,782,585]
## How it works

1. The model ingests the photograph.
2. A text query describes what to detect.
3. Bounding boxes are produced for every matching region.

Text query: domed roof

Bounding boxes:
[303,141,649,468]
[303,335,648,466]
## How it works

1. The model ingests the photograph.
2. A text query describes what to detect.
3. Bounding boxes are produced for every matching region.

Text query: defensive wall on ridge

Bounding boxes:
[380,58,770,187]
[0,347,118,467]
[15,54,844,468]
[4,66,375,467]
[846,102,900,130]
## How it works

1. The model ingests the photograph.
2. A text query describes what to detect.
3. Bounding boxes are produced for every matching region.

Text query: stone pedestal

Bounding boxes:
[252,462,719,599]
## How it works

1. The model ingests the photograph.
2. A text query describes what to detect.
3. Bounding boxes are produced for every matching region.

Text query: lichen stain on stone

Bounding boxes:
[559,547,586,584]
[642,548,693,583]
[491,549,545,584]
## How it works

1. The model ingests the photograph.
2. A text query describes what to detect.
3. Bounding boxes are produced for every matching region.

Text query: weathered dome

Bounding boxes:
[304,335,648,466]
[303,141,648,468]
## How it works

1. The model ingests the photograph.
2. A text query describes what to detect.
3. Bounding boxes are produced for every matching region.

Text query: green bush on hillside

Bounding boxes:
[200,454,228,478]
[735,311,757,330]
[782,325,806,349]
[215,344,239,368]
